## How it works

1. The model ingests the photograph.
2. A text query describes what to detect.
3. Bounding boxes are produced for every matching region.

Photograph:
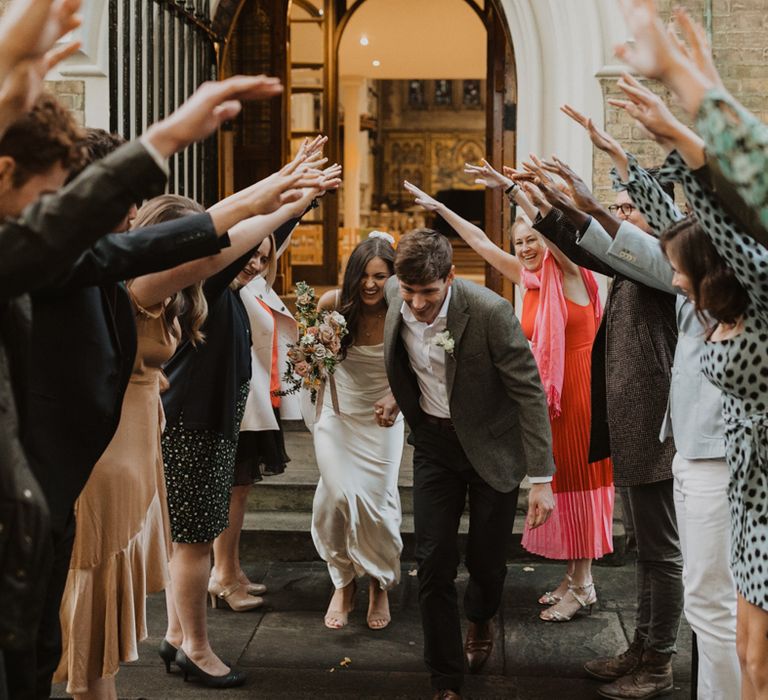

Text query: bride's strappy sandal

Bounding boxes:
[324,579,357,630]
[366,582,391,631]
[539,581,597,622]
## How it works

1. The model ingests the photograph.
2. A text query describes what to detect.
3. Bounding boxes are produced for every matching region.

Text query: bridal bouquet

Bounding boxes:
[278,281,348,407]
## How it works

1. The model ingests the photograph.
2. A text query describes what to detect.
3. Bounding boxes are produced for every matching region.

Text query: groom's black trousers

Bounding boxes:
[412,418,519,692]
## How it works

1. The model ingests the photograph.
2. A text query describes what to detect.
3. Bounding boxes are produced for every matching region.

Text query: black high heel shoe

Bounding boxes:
[174,649,246,688]
[158,639,178,673]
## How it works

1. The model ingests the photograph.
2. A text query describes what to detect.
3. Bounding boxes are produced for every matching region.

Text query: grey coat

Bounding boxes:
[383,277,555,493]
[579,219,726,461]
[535,209,677,487]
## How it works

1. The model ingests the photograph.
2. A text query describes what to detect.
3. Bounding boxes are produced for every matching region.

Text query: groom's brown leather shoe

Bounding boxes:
[465,620,493,673]
[432,691,461,700]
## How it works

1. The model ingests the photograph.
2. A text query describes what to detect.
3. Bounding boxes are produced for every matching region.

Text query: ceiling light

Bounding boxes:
[318,8,324,15]
[372,60,381,67]
[360,36,369,46]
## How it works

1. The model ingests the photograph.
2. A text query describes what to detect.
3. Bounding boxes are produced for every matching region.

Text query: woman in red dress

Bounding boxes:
[405,173,613,623]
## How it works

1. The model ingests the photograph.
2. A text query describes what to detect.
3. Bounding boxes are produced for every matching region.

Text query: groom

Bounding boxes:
[381,228,555,699]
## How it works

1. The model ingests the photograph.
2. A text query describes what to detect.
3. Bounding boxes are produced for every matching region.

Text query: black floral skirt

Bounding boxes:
[233,407,290,485]
[162,382,249,543]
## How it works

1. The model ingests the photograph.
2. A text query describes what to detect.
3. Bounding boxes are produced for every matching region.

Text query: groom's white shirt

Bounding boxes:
[400,287,452,419]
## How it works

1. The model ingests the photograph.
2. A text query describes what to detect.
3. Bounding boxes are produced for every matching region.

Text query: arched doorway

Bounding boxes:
[219,0,517,297]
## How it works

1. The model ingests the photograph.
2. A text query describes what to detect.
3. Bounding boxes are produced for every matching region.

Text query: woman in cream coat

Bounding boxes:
[209,228,300,609]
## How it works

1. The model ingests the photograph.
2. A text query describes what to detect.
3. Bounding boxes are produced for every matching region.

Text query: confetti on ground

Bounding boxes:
[408,641,415,646]
[340,657,352,667]
[522,566,535,572]
[408,569,418,576]
[329,668,335,673]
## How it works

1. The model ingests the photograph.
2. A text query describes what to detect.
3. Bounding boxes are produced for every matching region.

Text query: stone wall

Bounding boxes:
[44,80,86,127]
[594,0,768,204]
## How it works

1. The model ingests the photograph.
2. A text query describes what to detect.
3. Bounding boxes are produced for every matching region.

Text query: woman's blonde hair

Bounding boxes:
[131,194,209,345]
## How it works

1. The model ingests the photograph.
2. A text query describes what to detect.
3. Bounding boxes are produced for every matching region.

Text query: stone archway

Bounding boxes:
[212,0,625,191]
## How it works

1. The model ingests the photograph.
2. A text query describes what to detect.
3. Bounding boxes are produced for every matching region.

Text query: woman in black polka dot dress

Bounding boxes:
[650,148,768,698]
[655,151,768,615]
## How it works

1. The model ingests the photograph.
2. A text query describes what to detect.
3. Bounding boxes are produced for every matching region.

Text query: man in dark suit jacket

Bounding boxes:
[381,229,555,700]
[0,76,285,699]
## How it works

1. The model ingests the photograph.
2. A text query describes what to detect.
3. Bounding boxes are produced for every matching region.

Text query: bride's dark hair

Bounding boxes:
[339,236,395,353]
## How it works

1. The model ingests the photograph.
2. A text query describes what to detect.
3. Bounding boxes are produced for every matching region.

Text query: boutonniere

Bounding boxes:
[433,330,455,357]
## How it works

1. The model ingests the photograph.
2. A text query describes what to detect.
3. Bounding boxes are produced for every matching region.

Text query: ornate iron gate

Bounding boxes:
[108,0,221,206]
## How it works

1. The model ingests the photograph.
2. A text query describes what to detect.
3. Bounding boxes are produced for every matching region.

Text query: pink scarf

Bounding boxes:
[521,251,602,419]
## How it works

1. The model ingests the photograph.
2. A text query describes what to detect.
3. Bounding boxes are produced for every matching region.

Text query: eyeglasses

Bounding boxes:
[608,203,637,216]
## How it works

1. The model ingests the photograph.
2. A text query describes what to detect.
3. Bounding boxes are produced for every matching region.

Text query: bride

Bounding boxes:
[311,232,404,631]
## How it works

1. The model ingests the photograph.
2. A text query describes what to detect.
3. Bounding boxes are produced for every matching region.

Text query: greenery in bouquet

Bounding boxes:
[276,281,349,404]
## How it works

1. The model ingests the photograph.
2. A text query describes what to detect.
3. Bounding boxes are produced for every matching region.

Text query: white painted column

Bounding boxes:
[340,76,366,229]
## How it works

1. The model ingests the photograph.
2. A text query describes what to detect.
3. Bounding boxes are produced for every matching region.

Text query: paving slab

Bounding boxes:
[51,560,692,699]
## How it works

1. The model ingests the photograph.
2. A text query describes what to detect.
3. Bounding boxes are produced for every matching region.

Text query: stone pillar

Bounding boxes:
[340,76,366,230]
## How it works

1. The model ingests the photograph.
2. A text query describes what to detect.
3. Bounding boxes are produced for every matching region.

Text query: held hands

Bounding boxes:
[404,180,442,212]
[145,75,283,158]
[373,393,400,428]
[526,482,555,529]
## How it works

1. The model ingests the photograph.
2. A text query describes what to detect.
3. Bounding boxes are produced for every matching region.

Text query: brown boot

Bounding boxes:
[584,637,644,681]
[597,649,674,699]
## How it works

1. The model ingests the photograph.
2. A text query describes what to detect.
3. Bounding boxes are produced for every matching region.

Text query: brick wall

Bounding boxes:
[44,80,86,127]
[595,0,768,204]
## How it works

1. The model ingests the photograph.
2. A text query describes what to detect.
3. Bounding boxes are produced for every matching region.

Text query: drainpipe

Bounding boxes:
[705,0,713,42]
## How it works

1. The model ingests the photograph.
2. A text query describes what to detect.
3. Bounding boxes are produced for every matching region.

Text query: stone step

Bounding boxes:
[248,477,624,520]
[240,511,627,565]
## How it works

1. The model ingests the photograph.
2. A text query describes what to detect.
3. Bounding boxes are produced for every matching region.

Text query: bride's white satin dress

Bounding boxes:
[310,343,404,590]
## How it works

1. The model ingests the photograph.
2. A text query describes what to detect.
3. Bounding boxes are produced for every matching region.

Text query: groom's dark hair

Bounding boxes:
[395,228,453,284]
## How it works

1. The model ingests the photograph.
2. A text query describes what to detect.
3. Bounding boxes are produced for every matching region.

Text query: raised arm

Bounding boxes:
[0,0,82,85]
[0,74,286,300]
[561,103,630,181]
[404,179,523,286]
[130,186,322,309]
[578,217,677,294]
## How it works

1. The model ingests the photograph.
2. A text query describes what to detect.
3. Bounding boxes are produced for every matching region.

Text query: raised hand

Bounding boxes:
[464,159,513,189]
[522,178,572,215]
[320,163,343,192]
[0,0,82,81]
[608,73,686,150]
[145,75,283,158]
[672,7,724,90]
[502,165,536,183]
[0,40,80,136]
[404,180,442,212]
[522,154,558,185]
[561,104,627,161]
[615,0,683,81]
[540,157,603,215]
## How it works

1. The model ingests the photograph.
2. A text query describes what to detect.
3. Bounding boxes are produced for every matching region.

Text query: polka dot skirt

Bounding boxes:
[162,382,250,544]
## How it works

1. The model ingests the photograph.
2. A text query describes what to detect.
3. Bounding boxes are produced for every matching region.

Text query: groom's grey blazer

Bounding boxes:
[383,276,555,493]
